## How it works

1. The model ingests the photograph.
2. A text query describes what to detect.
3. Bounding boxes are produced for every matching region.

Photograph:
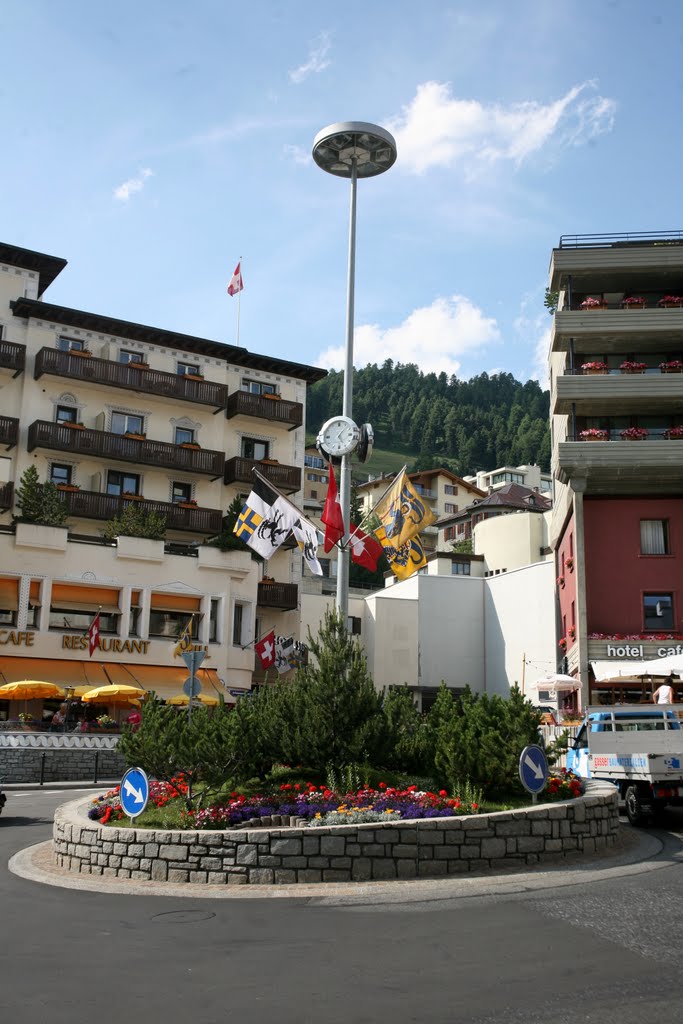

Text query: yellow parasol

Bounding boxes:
[0,680,65,700]
[166,693,220,707]
[81,684,146,705]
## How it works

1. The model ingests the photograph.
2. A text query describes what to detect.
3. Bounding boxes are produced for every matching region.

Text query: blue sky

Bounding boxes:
[2,1,682,385]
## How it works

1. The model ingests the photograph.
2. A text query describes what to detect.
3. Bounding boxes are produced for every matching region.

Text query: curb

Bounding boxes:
[9,826,681,905]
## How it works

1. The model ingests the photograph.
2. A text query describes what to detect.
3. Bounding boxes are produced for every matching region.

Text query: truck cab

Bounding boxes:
[567,706,683,825]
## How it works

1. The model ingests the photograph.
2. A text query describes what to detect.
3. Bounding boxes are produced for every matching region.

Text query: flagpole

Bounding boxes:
[236,255,242,345]
[339,466,407,550]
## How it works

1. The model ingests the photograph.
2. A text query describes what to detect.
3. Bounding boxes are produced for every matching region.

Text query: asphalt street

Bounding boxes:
[1,787,682,1024]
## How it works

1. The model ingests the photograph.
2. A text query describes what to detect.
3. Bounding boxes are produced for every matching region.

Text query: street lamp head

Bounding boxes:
[312,121,397,178]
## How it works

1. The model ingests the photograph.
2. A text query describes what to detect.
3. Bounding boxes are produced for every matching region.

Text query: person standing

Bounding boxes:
[652,675,676,704]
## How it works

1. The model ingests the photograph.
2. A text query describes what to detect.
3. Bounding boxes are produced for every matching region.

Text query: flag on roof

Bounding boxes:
[227,261,243,296]
[321,461,344,551]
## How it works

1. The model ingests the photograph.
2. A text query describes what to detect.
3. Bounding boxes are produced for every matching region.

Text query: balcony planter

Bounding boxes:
[15,522,68,552]
[619,361,647,374]
[579,298,607,311]
[619,427,649,441]
[63,421,86,429]
[579,429,609,441]
[56,484,80,492]
[179,442,201,450]
[197,545,252,576]
[263,393,281,400]
[260,459,279,465]
[177,501,198,509]
[621,297,646,309]
[182,374,204,381]
[664,427,683,440]
[67,349,93,357]
[660,361,683,373]
[122,492,144,501]
[116,535,165,562]
[658,296,683,309]
[127,362,149,370]
[124,432,146,440]
[581,362,608,375]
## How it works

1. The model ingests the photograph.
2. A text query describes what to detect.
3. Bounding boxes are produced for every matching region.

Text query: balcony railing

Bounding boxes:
[27,420,225,477]
[226,391,303,430]
[0,482,13,511]
[567,429,683,443]
[224,457,301,494]
[559,231,683,249]
[0,340,26,376]
[257,580,298,610]
[61,489,223,534]
[34,348,230,410]
[0,416,19,450]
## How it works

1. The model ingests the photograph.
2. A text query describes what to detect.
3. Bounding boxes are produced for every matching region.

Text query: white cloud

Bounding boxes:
[317,295,501,376]
[289,31,331,84]
[283,143,311,167]
[513,289,552,387]
[113,167,153,202]
[388,81,616,175]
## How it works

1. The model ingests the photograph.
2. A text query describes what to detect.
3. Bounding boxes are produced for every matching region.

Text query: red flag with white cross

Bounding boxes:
[88,611,101,658]
[254,629,276,670]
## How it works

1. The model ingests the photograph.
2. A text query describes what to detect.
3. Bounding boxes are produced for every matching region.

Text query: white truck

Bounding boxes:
[566,705,683,826]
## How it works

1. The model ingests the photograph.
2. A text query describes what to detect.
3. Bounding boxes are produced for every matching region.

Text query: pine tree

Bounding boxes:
[15,465,45,523]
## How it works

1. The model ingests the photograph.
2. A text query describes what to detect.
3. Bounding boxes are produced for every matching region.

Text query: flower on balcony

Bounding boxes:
[579,428,608,440]
[580,361,608,372]
[565,556,574,572]
[558,637,567,650]
[568,626,576,640]
[579,297,605,309]
[619,427,649,440]
[660,360,683,371]
[622,296,646,307]
[619,360,647,372]
[556,575,565,588]
[664,425,683,439]
[658,296,683,307]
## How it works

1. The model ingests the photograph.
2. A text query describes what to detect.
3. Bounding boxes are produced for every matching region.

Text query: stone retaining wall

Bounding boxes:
[53,782,619,885]
[0,732,125,783]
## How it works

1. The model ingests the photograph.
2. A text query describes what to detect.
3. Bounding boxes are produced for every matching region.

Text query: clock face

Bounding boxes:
[317,416,360,457]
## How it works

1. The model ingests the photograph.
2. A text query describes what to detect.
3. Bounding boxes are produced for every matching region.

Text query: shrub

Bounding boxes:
[15,465,68,526]
[104,503,167,540]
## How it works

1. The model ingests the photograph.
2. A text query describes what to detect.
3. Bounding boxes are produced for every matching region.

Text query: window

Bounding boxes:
[111,411,145,435]
[304,455,325,470]
[49,607,118,633]
[444,527,455,541]
[445,485,456,496]
[209,598,220,643]
[148,611,199,640]
[641,520,669,555]
[57,336,84,352]
[307,473,317,482]
[242,378,276,396]
[348,616,362,635]
[56,405,78,424]
[119,350,140,364]
[445,503,457,514]
[171,481,192,504]
[107,470,141,496]
[451,562,470,576]
[49,464,72,486]
[310,490,317,499]
[233,602,246,645]
[174,426,196,446]
[242,438,269,461]
[644,593,674,630]
[177,361,202,377]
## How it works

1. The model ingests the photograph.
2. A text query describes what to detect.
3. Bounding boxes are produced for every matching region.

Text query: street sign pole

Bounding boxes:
[181,648,206,723]
[187,650,195,724]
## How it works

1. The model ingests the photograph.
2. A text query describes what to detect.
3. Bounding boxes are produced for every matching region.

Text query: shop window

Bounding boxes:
[111,411,145,435]
[643,593,674,631]
[242,438,269,461]
[50,463,72,486]
[640,520,669,555]
[107,471,141,496]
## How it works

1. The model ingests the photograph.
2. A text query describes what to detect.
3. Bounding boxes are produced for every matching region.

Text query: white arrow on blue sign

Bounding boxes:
[519,744,548,795]
[119,767,150,819]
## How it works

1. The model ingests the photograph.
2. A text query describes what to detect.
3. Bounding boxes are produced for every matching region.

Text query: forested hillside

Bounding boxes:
[307,361,551,475]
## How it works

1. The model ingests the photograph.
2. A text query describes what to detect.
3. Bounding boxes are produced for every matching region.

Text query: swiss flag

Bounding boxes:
[348,523,384,572]
[88,611,101,658]
[321,461,345,552]
[227,261,243,296]
[254,629,276,670]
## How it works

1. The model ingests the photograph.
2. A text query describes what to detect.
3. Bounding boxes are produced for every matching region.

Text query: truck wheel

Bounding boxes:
[625,784,650,827]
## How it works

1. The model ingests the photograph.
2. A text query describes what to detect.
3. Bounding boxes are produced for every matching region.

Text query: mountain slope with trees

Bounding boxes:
[307,361,551,475]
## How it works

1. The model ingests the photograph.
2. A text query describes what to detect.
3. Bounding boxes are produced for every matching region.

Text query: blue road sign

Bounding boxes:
[519,744,548,795]
[119,767,150,819]
[182,648,206,673]
[183,675,202,697]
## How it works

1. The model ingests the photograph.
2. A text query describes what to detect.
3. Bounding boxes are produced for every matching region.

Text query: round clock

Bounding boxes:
[356,423,374,463]
[316,415,361,458]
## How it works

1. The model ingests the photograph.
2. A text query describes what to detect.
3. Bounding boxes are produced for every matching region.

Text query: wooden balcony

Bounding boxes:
[226,390,303,431]
[34,348,229,410]
[0,482,13,511]
[224,457,301,494]
[60,489,223,534]
[257,580,298,610]
[0,340,26,376]
[27,420,225,477]
[0,416,19,450]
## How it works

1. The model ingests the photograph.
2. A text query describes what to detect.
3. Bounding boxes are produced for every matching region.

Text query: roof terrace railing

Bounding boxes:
[559,231,683,249]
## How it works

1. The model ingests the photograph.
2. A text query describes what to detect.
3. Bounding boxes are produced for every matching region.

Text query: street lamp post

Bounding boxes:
[312,121,397,624]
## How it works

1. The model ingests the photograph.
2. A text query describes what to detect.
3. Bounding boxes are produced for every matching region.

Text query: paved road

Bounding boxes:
[2,788,683,1024]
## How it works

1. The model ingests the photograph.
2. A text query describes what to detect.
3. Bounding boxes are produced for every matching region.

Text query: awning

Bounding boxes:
[0,657,225,701]
[590,660,650,682]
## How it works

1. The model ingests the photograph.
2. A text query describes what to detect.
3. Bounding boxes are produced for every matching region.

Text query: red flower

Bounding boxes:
[378,782,386,789]
[471,803,478,811]
[438,790,447,797]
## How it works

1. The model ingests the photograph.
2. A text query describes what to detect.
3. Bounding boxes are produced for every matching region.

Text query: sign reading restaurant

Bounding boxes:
[0,631,208,657]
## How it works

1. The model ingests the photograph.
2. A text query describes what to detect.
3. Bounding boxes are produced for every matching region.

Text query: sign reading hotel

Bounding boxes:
[605,643,683,659]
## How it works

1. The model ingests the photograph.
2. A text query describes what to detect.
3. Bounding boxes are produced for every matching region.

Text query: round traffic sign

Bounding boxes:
[519,744,548,795]
[119,766,150,819]
[183,676,202,697]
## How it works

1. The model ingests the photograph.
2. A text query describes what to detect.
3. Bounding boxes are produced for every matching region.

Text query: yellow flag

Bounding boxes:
[375,526,427,581]
[373,470,437,548]
[173,616,194,658]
